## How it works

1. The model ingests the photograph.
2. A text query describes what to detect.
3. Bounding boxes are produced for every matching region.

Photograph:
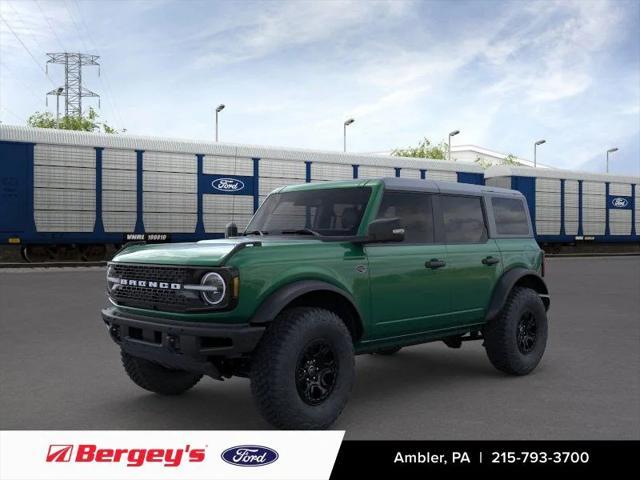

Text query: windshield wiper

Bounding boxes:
[280,228,321,237]
[244,230,268,236]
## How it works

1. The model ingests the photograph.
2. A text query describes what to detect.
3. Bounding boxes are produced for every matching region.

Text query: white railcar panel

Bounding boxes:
[582,181,605,195]
[102,149,136,170]
[103,211,136,232]
[34,165,95,190]
[143,151,196,174]
[203,156,254,176]
[535,178,561,193]
[565,221,579,235]
[35,210,95,232]
[203,195,254,215]
[564,206,579,223]
[143,171,196,193]
[311,163,353,181]
[564,190,579,208]
[535,220,560,235]
[204,214,253,233]
[564,180,579,194]
[609,183,632,196]
[259,177,302,197]
[400,168,422,179]
[259,159,306,179]
[636,188,640,233]
[144,192,197,213]
[34,144,95,169]
[358,166,395,178]
[536,206,561,220]
[103,169,136,191]
[427,170,457,182]
[609,209,632,235]
[583,209,606,222]
[583,222,605,235]
[535,191,561,207]
[144,213,197,232]
[102,190,136,211]
[582,194,605,209]
[34,188,95,211]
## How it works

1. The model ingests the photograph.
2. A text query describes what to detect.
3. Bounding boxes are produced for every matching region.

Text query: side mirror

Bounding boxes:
[225,222,238,238]
[366,217,405,243]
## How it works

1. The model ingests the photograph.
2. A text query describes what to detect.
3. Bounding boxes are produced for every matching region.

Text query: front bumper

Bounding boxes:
[102,306,265,377]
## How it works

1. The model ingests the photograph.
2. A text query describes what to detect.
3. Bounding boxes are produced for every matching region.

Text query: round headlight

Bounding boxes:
[200,272,226,305]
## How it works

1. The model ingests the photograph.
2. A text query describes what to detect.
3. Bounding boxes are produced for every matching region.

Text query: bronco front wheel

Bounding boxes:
[250,307,355,429]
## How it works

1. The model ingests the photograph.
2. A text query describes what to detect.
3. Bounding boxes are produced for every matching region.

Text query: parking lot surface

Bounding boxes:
[1,257,638,439]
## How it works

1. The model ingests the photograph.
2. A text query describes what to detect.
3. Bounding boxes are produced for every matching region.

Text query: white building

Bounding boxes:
[450,144,553,169]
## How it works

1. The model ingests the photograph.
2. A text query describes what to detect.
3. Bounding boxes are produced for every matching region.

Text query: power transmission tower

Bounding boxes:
[46,53,100,117]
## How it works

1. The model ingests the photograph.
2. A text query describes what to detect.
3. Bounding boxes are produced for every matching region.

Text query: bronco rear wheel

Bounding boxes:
[121,351,202,395]
[250,307,355,429]
[483,287,548,376]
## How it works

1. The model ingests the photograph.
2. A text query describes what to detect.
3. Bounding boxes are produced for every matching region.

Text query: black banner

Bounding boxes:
[330,441,638,477]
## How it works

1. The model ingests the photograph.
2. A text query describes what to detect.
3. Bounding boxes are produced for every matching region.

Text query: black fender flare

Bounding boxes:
[249,280,363,327]
[485,268,550,322]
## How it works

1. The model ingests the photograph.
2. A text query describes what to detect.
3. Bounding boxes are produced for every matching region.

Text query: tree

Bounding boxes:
[474,153,522,169]
[392,137,448,160]
[27,107,118,133]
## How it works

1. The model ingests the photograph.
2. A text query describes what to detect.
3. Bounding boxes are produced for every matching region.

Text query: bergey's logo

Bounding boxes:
[47,445,73,462]
[221,445,279,467]
[611,197,629,208]
[212,178,244,192]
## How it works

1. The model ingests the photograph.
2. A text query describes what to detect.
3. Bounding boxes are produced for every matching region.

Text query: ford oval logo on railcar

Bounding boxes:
[212,178,245,192]
[611,197,629,208]
[221,445,279,467]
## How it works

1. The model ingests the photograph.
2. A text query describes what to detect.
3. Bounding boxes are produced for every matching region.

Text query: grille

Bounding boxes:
[109,263,205,311]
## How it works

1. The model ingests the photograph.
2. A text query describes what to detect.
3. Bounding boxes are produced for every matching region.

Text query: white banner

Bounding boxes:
[0,430,344,480]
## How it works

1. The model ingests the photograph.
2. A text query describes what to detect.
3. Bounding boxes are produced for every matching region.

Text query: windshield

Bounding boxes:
[245,187,371,237]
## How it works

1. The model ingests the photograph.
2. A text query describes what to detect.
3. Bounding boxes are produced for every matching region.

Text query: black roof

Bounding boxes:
[379,177,522,197]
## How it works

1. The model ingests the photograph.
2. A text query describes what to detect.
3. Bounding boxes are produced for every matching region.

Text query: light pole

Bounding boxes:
[55,87,64,128]
[448,130,460,161]
[343,118,354,152]
[215,104,225,142]
[606,148,618,173]
[533,139,546,168]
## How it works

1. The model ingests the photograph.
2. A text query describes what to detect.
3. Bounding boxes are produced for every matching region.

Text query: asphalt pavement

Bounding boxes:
[0,257,638,439]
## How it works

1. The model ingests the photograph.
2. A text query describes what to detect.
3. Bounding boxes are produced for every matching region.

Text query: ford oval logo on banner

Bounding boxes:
[221,445,279,467]
[611,197,629,208]
[608,195,632,209]
[212,177,245,192]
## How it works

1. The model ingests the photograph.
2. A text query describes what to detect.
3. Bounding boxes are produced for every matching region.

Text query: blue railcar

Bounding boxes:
[0,125,485,260]
[485,166,639,246]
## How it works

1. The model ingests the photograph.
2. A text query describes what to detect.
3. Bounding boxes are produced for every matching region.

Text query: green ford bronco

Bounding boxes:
[103,178,550,429]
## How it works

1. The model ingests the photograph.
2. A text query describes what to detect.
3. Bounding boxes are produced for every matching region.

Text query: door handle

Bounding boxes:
[425,259,446,269]
[482,256,500,266]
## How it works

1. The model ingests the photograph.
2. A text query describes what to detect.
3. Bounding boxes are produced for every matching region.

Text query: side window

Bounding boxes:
[376,191,434,243]
[441,195,487,244]
[492,197,530,235]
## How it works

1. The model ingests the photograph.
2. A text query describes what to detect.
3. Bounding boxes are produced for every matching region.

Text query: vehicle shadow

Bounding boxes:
[99,343,505,430]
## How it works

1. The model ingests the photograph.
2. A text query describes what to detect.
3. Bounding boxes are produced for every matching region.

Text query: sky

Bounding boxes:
[0,0,639,175]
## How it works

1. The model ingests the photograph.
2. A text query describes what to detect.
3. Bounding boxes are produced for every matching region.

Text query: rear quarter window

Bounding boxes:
[492,197,530,235]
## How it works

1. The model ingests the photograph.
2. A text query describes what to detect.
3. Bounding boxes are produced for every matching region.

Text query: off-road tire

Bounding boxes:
[372,346,402,355]
[121,351,202,395]
[483,287,548,375]
[250,307,355,429]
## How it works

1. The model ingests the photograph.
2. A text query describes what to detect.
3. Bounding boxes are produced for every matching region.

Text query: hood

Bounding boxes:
[112,236,323,266]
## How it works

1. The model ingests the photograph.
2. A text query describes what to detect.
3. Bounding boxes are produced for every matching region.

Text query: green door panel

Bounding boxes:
[444,239,503,325]
[365,243,452,338]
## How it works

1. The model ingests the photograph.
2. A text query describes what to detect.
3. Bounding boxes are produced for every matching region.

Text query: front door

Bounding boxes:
[365,191,453,339]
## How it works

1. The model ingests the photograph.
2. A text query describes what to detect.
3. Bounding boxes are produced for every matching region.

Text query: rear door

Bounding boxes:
[0,142,29,233]
[365,190,452,339]
[439,194,502,326]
